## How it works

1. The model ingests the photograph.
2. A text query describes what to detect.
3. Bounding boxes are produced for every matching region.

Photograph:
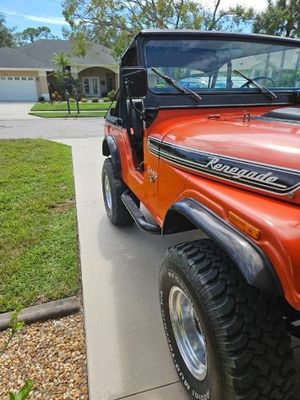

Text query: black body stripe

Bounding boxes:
[147,137,300,195]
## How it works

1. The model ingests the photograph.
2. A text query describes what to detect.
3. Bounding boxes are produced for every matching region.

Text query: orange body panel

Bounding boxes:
[105,106,300,310]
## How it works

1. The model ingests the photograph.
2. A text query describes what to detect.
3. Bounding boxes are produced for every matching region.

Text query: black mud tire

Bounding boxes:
[159,239,294,400]
[102,158,135,225]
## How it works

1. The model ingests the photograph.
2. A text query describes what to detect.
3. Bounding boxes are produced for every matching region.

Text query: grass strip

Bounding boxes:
[0,139,79,312]
[31,102,114,112]
[29,111,106,118]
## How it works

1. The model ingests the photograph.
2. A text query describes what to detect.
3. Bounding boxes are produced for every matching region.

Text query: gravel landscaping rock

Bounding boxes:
[0,313,88,399]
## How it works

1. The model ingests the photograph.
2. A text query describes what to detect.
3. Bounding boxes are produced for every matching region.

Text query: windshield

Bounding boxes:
[144,39,300,93]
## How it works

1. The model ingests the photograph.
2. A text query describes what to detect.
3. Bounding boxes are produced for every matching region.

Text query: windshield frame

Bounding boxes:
[136,31,300,108]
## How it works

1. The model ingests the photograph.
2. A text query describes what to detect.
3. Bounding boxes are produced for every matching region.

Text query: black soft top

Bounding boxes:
[136,29,300,44]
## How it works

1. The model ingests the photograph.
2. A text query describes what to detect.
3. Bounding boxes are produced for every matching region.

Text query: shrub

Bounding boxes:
[91,97,99,103]
[69,98,75,103]
[38,96,45,102]
[102,97,110,102]
[81,97,87,103]
[51,91,62,101]
[107,89,116,101]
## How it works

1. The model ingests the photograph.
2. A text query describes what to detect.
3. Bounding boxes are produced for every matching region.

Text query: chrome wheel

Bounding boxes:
[169,286,208,381]
[104,174,112,211]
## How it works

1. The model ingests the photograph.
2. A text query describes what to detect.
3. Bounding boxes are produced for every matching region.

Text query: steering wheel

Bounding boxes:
[240,76,275,88]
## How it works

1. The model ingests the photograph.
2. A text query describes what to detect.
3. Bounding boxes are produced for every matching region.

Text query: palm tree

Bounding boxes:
[52,52,70,73]
[51,53,71,97]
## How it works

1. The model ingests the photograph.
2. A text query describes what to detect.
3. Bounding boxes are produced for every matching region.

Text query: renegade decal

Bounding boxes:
[204,157,283,188]
[147,137,300,195]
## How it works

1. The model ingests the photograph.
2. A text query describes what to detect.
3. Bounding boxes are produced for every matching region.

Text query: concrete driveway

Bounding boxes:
[0,102,36,120]
[58,138,193,400]
[58,137,300,400]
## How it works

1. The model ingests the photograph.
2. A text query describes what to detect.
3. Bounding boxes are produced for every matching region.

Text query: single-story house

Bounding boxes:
[0,40,118,101]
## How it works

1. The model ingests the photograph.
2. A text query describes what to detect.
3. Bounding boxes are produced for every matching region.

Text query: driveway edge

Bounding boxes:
[0,296,81,331]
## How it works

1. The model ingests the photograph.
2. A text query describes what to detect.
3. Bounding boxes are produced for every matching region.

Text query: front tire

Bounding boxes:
[102,158,134,225]
[159,239,294,400]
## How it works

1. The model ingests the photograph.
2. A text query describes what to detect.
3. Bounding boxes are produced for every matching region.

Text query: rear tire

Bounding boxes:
[102,158,134,225]
[159,239,294,400]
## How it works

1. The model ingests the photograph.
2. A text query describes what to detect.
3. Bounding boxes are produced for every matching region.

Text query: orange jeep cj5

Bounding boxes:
[102,30,300,400]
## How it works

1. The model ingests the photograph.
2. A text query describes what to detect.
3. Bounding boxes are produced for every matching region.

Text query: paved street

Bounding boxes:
[0,116,104,139]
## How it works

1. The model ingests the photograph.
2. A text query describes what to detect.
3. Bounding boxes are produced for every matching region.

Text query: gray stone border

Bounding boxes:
[0,296,80,331]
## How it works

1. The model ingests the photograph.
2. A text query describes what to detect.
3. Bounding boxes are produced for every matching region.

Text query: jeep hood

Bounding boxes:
[154,113,300,204]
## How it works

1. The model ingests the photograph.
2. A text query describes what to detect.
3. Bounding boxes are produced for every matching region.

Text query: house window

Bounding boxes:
[8,77,13,80]
[92,78,99,95]
[22,77,26,80]
[28,77,33,80]
[14,77,20,80]
[83,78,90,95]
[0,77,5,80]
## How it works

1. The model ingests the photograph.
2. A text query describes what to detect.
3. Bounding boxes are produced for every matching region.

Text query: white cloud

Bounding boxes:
[22,15,68,25]
[1,8,68,26]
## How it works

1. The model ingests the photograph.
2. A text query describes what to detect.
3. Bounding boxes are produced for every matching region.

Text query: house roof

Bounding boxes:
[19,40,117,69]
[0,40,117,71]
[0,47,46,69]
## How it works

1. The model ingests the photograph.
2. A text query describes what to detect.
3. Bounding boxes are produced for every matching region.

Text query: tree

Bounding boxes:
[253,0,300,37]
[14,32,27,47]
[0,13,15,47]
[17,26,57,45]
[202,2,254,31]
[62,0,254,58]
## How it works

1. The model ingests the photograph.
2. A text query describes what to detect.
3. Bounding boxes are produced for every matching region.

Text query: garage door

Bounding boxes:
[0,76,38,101]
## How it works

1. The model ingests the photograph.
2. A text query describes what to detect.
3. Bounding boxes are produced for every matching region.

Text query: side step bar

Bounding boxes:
[121,192,161,235]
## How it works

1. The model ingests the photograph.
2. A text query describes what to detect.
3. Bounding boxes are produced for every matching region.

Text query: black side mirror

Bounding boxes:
[121,67,147,98]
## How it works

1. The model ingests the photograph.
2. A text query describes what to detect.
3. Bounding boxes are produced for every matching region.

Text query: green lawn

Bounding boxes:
[29,111,106,118]
[31,102,114,112]
[0,140,79,312]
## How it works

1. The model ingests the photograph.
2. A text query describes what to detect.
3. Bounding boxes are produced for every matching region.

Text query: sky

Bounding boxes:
[0,0,269,37]
[0,0,67,37]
